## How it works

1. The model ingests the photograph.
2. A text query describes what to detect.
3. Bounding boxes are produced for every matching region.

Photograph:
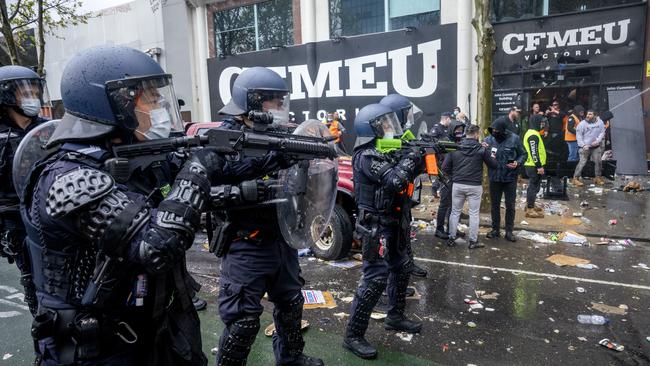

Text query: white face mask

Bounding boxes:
[137,108,172,140]
[21,98,41,117]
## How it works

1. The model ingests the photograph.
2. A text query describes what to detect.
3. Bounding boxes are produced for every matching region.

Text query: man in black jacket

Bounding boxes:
[442,125,497,249]
[483,117,527,242]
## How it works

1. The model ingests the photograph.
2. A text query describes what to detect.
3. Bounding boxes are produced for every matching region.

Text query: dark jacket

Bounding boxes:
[441,138,498,186]
[430,122,448,140]
[484,118,526,183]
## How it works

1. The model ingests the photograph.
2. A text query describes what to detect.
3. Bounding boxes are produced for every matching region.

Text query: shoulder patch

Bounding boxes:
[46,168,114,218]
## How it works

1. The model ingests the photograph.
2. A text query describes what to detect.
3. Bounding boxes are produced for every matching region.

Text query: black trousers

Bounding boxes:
[525,166,542,208]
[489,181,517,233]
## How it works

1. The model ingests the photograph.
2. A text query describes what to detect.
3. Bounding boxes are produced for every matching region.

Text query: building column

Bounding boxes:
[643,2,650,156]
[455,0,473,120]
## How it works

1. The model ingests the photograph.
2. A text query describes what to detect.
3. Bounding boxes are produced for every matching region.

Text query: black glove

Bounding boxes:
[400,147,423,168]
[187,147,225,182]
[138,227,186,274]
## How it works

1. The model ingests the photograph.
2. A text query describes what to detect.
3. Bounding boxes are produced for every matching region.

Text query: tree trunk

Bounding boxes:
[37,0,45,75]
[471,0,496,211]
[0,0,20,65]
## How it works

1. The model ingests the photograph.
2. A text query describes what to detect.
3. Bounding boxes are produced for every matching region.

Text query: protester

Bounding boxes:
[324,111,347,154]
[442,125,497,249]
[572,109,606,187]
[457,111,471,131]
[600,110,614,152]
[434,118,466,240]
[523,115,548,218]
[505,106,522,136]
[522,102,544,132]
[483,117,526,242]
[545,100,567,160]
[564,105,584,162]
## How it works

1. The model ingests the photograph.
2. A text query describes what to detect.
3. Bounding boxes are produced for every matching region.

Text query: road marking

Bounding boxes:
[414,257,650,291]
[0,298,29,311]
[0,311,21,318]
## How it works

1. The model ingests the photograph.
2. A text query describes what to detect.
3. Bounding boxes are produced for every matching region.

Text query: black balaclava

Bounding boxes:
[488,116,509,142]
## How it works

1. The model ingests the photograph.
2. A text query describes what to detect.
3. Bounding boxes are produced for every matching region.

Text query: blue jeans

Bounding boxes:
[566,141,579,162]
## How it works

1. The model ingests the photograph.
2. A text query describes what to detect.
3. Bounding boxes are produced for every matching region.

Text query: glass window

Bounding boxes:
[214,0,294,57]
[491,0,643,23]
[329,0,440,38]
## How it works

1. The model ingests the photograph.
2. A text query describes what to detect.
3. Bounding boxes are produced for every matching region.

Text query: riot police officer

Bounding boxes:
[343,103,424,360]
[379,94,426,278]
[212,67,324,366]
[20,46,220,365]
[0,65,49,315]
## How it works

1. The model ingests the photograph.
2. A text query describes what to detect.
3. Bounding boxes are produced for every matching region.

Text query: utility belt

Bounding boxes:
[355,210,398,263]
[210,221,278,257]
[31,308,139,364]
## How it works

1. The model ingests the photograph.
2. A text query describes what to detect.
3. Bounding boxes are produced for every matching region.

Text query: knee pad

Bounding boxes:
[219,316,260,363]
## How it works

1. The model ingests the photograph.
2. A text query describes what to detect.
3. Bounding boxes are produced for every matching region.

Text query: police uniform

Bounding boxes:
[343,103,423,360]
[21,46,215,366]
[212,67,323,366]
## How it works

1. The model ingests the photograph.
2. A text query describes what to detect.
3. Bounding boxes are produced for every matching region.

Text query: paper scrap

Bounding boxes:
[545,254,590,267]
[302,290,337,309]
[325,259,362,270]
[591,302,627,315]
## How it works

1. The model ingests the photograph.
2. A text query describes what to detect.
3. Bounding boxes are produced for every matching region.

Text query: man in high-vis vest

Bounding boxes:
[523,115,547,218]
[563,105,584,162]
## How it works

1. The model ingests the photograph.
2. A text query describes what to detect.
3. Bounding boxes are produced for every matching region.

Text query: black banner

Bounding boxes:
[493,4,646,73]
[207,24,457,149]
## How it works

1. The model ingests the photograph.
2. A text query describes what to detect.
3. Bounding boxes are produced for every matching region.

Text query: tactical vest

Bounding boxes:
[524,129,547,167]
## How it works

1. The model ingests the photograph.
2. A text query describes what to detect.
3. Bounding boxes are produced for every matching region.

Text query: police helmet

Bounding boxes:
[46,45,184,147]
[0,65,51,118]
[219,67,290,126]
[353,103,403,148]
[380,94,413,129]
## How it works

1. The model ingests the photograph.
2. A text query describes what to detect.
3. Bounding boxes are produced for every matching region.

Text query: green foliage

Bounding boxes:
[11,0,90,44]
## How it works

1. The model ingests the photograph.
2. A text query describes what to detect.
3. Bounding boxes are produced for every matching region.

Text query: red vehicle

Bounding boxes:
[185,121,357,260]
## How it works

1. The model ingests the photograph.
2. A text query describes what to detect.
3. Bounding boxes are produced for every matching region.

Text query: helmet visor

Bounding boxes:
[370,112,403,139]
[256,92,290,130]
[106,75,184,140]
[1,78,51,113]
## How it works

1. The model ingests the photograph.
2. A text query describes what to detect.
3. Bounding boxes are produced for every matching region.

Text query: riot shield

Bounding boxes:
[276,120,338,249]
[12,119,59,195]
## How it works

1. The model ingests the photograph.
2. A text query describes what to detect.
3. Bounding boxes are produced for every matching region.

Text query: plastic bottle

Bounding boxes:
[576,263,598,270]
[577,314,609,325]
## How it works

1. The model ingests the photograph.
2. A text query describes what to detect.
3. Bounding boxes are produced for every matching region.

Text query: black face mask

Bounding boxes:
[491,130,506,142]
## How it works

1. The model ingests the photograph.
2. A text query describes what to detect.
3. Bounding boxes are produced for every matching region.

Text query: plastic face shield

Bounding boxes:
[1,78,51,109]
[257,91,290,129]
[106,75,184,140]
[371,112,403,139]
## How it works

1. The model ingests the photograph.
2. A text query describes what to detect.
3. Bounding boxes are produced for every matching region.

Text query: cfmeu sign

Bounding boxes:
[208,23,457,126]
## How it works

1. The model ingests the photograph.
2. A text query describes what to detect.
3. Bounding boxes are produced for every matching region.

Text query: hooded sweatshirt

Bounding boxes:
[442,138,498,186]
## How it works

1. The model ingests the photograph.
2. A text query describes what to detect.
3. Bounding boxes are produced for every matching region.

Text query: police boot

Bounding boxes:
[192,295,207,311]
[505,231,517,242]
[410,263,427,278]
[384,262,422,334]
[279,354,324,366]
[343,278,385,359]
[216,316,260,365]
[434,230,449,239]
[486,229,500,239]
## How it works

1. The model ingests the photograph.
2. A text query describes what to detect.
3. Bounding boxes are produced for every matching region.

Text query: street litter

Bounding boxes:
[3,354,12,360]
[588,187,604,195]
[580,217,592,225]
[396,332,413,341]
[623,181,644,192]
[646,336,650,343]
[619,304,628,310]
[608,219,617,225]
[371,312,387,320]
[485,308,495,312]
[298,248,311,257]
[599,338,624,352]
[545,254,590,267]
[482,276,491,281]
[467,321,477,328]
[520,220,529,225]
[339,296,354,303]
[464,299,478,304]
[578,337,588,342]
[580,200,589,207]
[352,253,363,261]
[475,291,500,300]
[576,287,585,293]
[572,212,583,217]
[516,230,555,244]
[633,263,649,270]
[591,302,627,315]
[576,263,599,270]
[333,312,348,319]
[605,268,616,273]
[578,314,609,325]
[558,231,588,245]
[470,303,484,310]
[265,320,309,336]
[302,290,337,309]
[325,259,362,270]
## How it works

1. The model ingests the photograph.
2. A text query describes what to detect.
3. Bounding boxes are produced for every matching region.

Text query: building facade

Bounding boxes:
[42,0,650,167]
